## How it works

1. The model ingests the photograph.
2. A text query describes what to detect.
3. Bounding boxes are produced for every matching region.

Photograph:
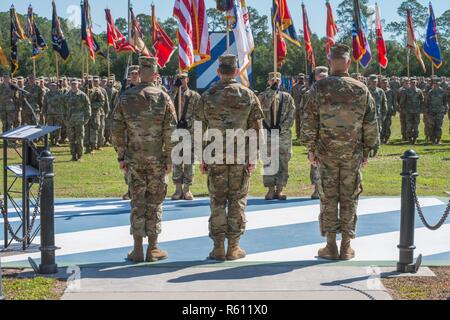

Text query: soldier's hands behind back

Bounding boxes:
[165,164,172,175]
[119,161,127,173]
[247,163,256,174]
[308,152,318,167]
[200,161,208,175]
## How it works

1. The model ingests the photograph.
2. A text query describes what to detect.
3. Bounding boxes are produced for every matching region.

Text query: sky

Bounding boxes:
[1,0,449,39]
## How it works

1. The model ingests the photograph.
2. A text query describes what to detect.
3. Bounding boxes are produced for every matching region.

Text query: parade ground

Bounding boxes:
[1,196,449,300]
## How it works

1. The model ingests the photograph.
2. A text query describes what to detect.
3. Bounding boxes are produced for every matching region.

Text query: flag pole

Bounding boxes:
[32,59,36,78]
[273,23,277,75]
[107,46,111,78]
[55,52,59,79]
[226,18,230,54]
[407,49,410,78]
[305,52,308,75]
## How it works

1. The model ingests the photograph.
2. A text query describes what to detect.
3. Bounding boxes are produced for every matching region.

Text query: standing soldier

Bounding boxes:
[104,79,119,146]
[259,72,295,201]
[291,73,307,140]
[397,78,410,141]
[96,77,110,149]
[426,80,448,144]
[302,44,379,261]
[43,82,64,146]
[64,79,91,161]
[402,77,424,145]
[0,74,18,132]
[112,56,177,263]
[197,54,264,261]
[170,72,201,201]
[85,77,107,154]
[16,77,38,125]
[380,78,395,144]
[368,75,388,137]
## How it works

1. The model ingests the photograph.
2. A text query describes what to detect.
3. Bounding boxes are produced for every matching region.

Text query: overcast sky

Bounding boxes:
[1,0,448,39]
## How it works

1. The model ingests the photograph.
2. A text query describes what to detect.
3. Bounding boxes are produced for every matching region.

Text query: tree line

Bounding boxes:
[0,0,449,92]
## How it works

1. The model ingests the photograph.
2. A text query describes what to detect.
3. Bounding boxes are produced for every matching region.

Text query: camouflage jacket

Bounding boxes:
[291,83,308,108]
[0,84,18,112]
[25,84,44,112]
[169,87,201,132]
[43,90,64,116]
[88,87,108,116]
[369,86,388,120]
[106,86,119,117]
[302,72,379,159]
[197,78,264,163]
[258,88,295,153]
[426,88,448,114]
[64,90,91,125]
[400,87,424,114]
[112,82,177,167]
[384,89,396,114]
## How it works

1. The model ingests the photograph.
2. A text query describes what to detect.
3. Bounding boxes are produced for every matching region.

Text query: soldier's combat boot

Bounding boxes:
[318,233,339,260]
[340,234,355,260]
[276,187,287,201]
[311,187,320,200]
[146,236,168,262]
[208,239,226,261]
[265,187,275,200]
[183,185,194,201]
[226,239,246,261]
[172,184,183,201]
[71,155,77,162]
[122,191,130,200]
[127,235,144,263]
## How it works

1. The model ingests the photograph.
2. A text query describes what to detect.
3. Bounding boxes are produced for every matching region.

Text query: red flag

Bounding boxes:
[375,3,388,69]
[302,3,315,69]
[152,5,176,69]
[105,9,135,53]
[277,32,287,68]
[325,0,338,58]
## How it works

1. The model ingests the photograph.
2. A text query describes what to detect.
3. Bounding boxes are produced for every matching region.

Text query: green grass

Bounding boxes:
[2,276,64,300]
[1,115,449,198]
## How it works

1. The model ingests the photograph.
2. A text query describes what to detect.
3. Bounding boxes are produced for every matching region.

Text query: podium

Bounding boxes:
[1,125,59,251]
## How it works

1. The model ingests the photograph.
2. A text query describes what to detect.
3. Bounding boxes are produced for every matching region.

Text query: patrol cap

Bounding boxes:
[369,74,378,81]
[410,76,417,81]
[71,79,80,84]
[330,44,351,60]
[139,56,158,74]
[49,82,58,87]
[315,66,329,76]
[298,73,306,79]
[3,72,11,77]
[16,76,24,81]
[219,54,237,68]
[381,78,389,83]
[269,72,282,81]
[178,72,189,79]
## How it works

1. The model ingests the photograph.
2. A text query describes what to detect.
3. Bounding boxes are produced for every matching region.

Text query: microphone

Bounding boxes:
[10,84,40,127]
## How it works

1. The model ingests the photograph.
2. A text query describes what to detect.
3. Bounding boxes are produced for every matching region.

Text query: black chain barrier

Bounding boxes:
[409,173,450,231]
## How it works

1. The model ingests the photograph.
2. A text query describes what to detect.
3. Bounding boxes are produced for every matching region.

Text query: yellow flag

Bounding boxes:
[0,46,9,68]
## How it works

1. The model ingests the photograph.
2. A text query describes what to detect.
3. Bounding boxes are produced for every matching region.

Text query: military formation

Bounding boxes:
[0,43,449,264]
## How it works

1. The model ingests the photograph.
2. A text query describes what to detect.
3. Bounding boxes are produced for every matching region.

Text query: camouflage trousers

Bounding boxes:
[67,123,85,158]
[84,112,101,150]
[310,165,320,187]
[423,113,430,139]
[104,116,113,144]
[427,113,445,141]
[207,164,250,242]
[263,152,291,188]
[295,106,303,139]
[128,163,167,238]
[381,114,392,142]
[98,114,106,147]
[1,110,16,133]
[173,163,194,186]
[317,157,363,239]
[405,113,421,139]
[400,111,407,139]
[46,115,64,144]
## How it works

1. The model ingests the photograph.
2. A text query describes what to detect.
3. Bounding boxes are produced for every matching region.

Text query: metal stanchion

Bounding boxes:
[38,150,58,274]
[397,150,422,273]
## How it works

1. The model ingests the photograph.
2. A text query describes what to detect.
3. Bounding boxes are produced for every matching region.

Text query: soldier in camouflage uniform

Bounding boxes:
[112,56,177,263]
[425,80,448,144]
[368,75,388,137]
[197,54,264,261]
[401,77,424,144]
[104,79,119,146]
[64,79,91,161]
[169,72,201,201]
[24,75,44,124]
[291,73,308,140]
[43,82,64,146]
[0,74,19,132]
[380,78,396,144]
[258,72,295,201]
[397,78,410,141]
[85,77,107,154]
[96,78,110,149]
[302,44,379,261]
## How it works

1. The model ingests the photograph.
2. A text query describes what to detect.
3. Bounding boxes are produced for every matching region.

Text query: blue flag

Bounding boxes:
[423,3,442,69]
[52,1,69,60]
[359,12,372,68]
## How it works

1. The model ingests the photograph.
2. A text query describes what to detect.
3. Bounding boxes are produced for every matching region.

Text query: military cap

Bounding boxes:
[330,44,351,60]
[369,74,378,81]
[139,56,158,74]
[315,66,329,76]
[410,77,417,81]
[93,76,100,81]
[269,72,282,81]
[71,79,80,84]
[219,54,237,68]
[178,72,189,79]
[381,78,389,83]
[102,76,108,81]
[3,72,11,77]
[298,73,306,79]
[16,76,24,80]
[128,65,139,73]
[49,82,58,87]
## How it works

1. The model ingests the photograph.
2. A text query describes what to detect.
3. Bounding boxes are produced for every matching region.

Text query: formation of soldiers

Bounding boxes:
[0,44,449,264]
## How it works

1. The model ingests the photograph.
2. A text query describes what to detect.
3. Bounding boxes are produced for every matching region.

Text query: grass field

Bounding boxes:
[1,115,449,198]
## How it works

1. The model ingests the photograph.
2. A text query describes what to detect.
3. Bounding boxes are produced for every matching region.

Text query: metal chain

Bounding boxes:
[409,172,450,231]
[0,172,46,245]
